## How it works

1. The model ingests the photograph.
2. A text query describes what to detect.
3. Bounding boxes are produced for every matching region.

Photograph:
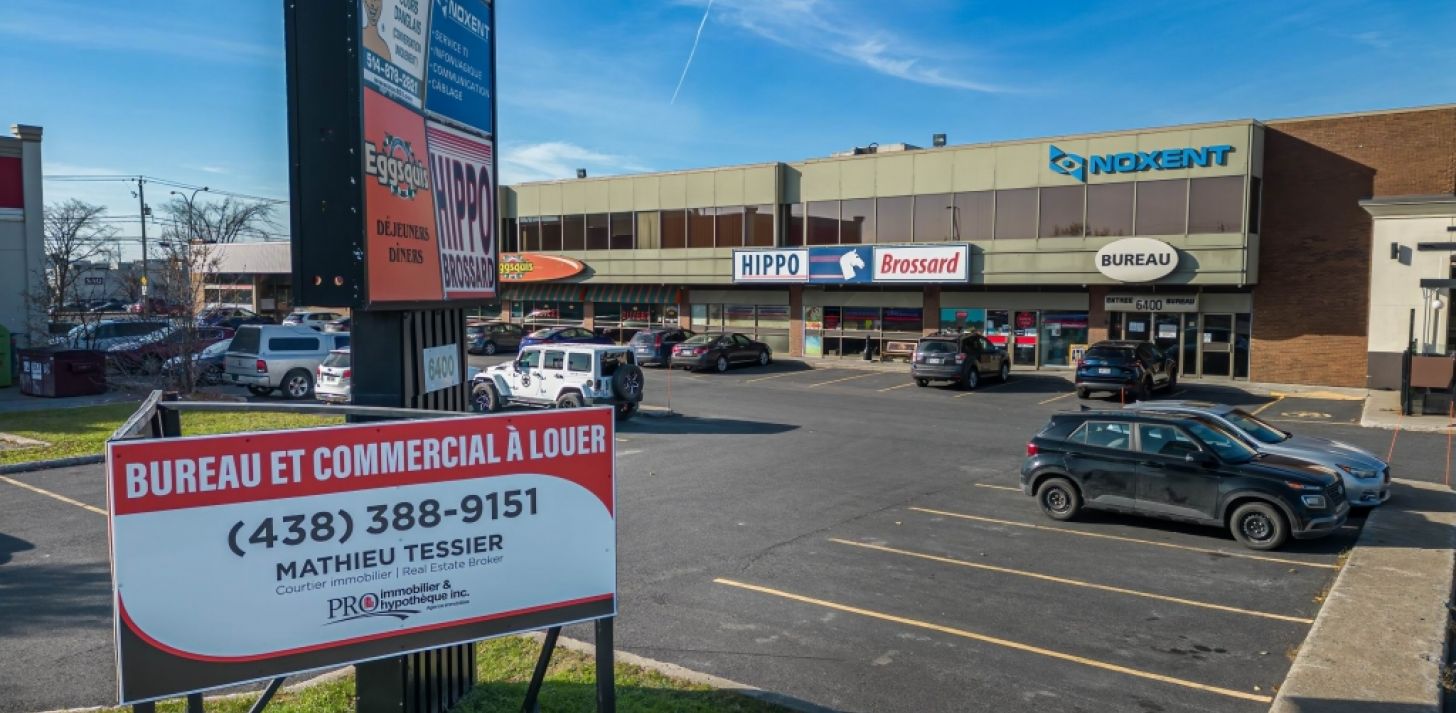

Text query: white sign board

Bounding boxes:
[1105,294,1200,313]
[107,409,617,703]
[872,244,970,283]
[733,249,809,283]
[1094,237,1179,282]
[422,343,461,394]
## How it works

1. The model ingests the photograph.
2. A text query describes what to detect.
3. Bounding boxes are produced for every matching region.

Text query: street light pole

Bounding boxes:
[170,188,208,318]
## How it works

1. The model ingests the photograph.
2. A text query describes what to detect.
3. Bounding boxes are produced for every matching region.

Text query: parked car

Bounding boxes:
[469,344,644,421]
[224,324,351,399]
[108,325,233,375]
[198,306,273,330]
[671,332,771,373]
[88,299,129,313]
[910,331,1010,389]
[467,322,525,355]
[628,328,694,367]
[163,338,232,385]
[518,326,613,349]
[1075,340,1179,400]
[53,319,169,351]
[323,316,351,333]
[1021,409,1348,550]
[314,348,351,403]
[282,311,344,331]
[1125,400,1391,507]
[127,298,185,316]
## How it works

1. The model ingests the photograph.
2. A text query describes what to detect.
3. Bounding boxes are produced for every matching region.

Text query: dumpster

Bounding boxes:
[0,325,10,388]
[18,347,107,397]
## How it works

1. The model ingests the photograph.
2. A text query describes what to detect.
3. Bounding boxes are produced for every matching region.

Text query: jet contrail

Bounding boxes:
[670,0,714,105]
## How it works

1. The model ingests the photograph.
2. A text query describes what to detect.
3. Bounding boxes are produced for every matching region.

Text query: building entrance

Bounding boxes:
[1110,311,1250,379]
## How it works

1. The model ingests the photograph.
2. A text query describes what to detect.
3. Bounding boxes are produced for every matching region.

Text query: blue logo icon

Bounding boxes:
[1049,145,1086,182]
[807,246,872,284]
[1048,144,1234,183]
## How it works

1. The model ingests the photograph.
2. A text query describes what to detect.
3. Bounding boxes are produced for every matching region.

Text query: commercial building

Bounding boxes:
[0,123,46,347]
[498,104,1456,389]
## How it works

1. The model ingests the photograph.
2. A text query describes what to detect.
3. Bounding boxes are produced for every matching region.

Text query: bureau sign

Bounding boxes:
[1094,238,1179,282]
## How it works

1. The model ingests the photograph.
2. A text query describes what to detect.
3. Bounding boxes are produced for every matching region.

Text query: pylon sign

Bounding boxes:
[285,0,497,309]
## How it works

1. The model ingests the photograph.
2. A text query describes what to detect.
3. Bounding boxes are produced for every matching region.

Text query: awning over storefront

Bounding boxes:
[500,284,585,302]
[585,285,678,305]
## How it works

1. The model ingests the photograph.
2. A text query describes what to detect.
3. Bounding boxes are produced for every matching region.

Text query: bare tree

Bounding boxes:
[162,196,277,244]
[43,199,117,311]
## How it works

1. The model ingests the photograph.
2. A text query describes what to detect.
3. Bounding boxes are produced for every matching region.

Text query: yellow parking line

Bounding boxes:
[743,370,814,384]
[878,382,916,392]
[974,483,1022,492]
[908,507,1339,570]
[713,578,1274,704]
[1039,392,1076,405]
[806,372,881,388]
[1250,394,1286,416]
[0,475,107,516]
[828,539,1313,624]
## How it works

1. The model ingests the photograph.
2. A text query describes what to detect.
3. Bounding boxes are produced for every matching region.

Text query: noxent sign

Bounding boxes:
[1049,144,1234,182]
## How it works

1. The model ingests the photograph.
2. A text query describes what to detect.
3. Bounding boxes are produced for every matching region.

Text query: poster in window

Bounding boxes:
[360,0,430,109]
[363,88,443,303]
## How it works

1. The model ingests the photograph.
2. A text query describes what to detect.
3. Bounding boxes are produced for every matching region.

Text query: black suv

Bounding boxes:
[1075,340,1178,400]
[1020,410,1348,550]
[911,332,1010,389]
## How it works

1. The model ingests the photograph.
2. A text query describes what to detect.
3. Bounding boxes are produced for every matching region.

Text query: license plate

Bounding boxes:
[1098,367,1112,375]
[927,357,943,365]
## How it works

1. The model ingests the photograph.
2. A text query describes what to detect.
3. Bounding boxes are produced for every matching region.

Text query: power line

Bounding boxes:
[43,174,289,205]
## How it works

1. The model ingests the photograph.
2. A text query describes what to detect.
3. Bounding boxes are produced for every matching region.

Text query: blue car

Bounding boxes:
[518,326,613,349]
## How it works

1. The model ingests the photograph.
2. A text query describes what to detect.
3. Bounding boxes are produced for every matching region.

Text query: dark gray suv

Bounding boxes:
[911,332,1010,389]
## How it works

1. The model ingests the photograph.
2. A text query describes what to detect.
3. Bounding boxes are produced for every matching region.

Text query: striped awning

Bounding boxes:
[585,285,679,305]
[500,283,585,302]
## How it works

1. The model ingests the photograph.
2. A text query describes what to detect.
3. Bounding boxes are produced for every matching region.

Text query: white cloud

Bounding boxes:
[690,0,1003,93]
[501,142,652,185]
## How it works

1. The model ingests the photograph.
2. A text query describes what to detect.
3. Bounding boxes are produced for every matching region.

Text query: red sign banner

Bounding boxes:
[499,253,586,283]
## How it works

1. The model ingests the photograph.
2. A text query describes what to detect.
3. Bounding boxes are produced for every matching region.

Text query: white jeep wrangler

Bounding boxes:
[470,344,645,421]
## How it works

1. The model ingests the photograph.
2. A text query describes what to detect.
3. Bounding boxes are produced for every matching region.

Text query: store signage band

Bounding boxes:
[107,409,616,703]
[1094,237,1179,282]
[1049,144,1234,183]
[499,253,587,283]
[733,244,970,284]
[1105,294,1199,313]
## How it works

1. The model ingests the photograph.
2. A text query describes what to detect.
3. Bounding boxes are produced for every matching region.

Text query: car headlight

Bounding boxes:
[1301,495,1328,509]
[1337,463,1379,479]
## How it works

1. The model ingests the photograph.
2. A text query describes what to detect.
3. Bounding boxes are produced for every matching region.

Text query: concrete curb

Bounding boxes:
[1361,389,1456,433]
[1270,478,1456,712]
[525,631,837,713]
[0,454,104,475]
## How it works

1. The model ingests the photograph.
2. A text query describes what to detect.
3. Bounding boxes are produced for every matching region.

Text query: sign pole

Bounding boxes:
[595,618,616,713]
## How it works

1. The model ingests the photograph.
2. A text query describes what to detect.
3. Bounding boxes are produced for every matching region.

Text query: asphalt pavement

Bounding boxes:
[2,358,1449,712]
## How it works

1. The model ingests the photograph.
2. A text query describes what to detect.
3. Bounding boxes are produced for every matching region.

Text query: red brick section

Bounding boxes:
[1258,107,1456,387]
[1088,285,1110,344]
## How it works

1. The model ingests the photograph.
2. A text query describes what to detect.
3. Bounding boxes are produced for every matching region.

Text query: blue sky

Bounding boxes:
[3,0,1454,252]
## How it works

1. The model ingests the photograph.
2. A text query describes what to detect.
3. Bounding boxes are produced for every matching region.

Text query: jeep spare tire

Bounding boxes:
[613,364,645,401]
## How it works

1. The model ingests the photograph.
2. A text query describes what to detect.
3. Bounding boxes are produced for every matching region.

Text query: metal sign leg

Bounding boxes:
[596,618,616,713]
[521,626,561,713]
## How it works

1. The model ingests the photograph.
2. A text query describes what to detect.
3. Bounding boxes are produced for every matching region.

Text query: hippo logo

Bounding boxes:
[839,250,866,279]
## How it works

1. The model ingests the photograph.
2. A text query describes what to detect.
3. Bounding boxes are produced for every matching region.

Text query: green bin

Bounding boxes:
[0,325,10,388]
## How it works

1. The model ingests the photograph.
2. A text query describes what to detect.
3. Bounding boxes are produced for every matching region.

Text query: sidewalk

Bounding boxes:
[1271,478,1456,712]
[0,385,136,414]
[1361,389,1456,433]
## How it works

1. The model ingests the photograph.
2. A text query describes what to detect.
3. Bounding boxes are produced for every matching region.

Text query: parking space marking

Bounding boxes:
[828,539,1313,624]
[877,382,916,392]
[714,578,1274,704]
[974,483,1022,492]
[0,475,106,516]
[1038,392,1076,405]
[743,370,817,384]
[1250,394,1285,416]
[908,507,1339,570]
[806,372,881,388]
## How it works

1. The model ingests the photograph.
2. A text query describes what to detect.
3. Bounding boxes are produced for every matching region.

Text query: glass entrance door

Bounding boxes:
[1013,311,1039,366]
[1200,314,1234,378]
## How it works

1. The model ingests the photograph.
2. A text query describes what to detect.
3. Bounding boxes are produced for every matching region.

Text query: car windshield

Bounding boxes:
[682,334,717,346]
[1224,409,1289,444]
[322,351,351,368]
[629,332,657,344]
[1186,420,1259,463]
[528,328,557,339]
[918,340,957,354]
[466,325,485,336]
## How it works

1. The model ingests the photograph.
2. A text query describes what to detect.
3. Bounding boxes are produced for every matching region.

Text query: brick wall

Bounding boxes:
[1255,107,1456,387]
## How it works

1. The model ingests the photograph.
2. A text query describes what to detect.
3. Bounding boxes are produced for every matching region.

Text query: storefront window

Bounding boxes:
[690,304,708,329]
[807,201,840,245]
[841,307,880,331]
[610,212,634,249]
[1086,183,1133,237]
[539,216,563,251]
[661,209,687,249]
[724,304,757,328]
[842,198,874,244]
[1040,311,1089,367]
[784,203,804,246]
[518,300,584,326]
[688,208,715,248]
[636,211,660,249]
[747,205,774,246]
[877,196,912,243]
[708,303,723,326]
[1135,179,1187,235]
[757,304,790,353]
[939,308,986,333]
[1039,186,1085,238]
[716,206,745,247]
[1189,176,1244,233]
[883,308,923,333]
[913,193,954,242]
[954,191,994,241]
[995,189,1037,239]
[985,310,1011,348]
[594,302,622,324]
[586,213,609,250]
[822,306,841,331]
[562,214,586,251]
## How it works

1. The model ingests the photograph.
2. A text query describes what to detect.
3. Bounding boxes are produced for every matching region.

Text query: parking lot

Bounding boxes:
[3,354,1444,712]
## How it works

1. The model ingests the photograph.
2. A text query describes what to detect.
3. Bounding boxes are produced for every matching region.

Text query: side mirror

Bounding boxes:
[1185,452,1217,467]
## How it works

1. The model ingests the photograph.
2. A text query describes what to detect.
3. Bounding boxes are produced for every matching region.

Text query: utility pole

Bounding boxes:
[136,177,149,307]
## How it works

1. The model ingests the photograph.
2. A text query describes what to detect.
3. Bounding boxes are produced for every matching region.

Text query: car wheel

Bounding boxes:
[999,360,1011,382]
[715,356,729,373]
[472,382,501,413]
[1076,387,1090,399]
[615,401,639,422]
[915,378,930,388]
[612,364,645,402]
[1229,502,1289,551]
[1036,477,1081,521]
[758,350,770,367]
[556,392,585,409]
[964,368,980,390]
[483,341,498,356]
[282,369,313,400]
[247,386,272,397]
